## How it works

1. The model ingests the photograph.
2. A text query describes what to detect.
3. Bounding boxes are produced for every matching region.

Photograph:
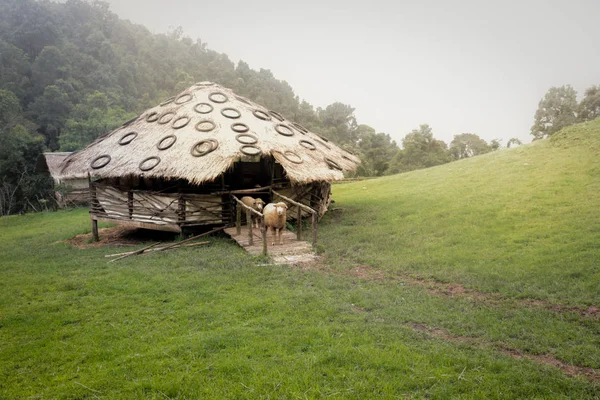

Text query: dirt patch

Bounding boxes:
[523,300,600,319]
[66,226,178,248]
[401,275,494,302]
[327,263,600,320]
[408,323,600,382]
[347,264,386,280]
[499,346,600,382]
[351,304,367,313]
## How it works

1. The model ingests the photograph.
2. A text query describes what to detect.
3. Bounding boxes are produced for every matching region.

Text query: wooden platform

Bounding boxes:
[224,226,320,265]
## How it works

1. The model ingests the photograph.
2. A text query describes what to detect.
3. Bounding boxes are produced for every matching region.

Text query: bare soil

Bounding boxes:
[339,264,600,320]
[408,323,600,382]
[66,226,178,248]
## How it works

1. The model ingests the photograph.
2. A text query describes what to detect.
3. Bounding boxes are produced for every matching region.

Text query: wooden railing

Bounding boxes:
[272,190,318,248]
[232,195,267,255]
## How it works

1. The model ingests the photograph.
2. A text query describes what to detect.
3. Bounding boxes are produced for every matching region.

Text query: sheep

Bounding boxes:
[240,196,265,228]
[262,202,288,245]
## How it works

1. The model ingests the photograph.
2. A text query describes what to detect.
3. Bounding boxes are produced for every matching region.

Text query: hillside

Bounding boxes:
[321,118,600,306]
[1,121,599,397]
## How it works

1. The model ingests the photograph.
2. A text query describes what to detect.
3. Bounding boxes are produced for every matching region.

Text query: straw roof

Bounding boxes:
[60,82,360,185]
[36,152,76,184]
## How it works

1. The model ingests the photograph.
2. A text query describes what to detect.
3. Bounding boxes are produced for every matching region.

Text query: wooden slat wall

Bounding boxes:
[92,184,226,227]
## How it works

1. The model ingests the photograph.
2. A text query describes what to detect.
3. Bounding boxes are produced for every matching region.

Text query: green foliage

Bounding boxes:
[578,85,600,122]
[0,124,49,215]
[317,102,358,145]
[0,89,21,127]
[389,124,451,173]
[59,91,136,151]
[449,133,492,160]
[489,138,501,151]
[0,40,30,101]
[0,89,50,214]
[355,126,399,176]
[507,137,523,148]
[31,46,69,94]
[531,85,578,139]
[28,85,73,150]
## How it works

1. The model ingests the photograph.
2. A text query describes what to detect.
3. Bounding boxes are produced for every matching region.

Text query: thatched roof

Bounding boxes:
[59,82,360,185]
[36,152,77,183]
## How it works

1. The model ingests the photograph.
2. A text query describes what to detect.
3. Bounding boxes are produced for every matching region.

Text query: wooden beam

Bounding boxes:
[261,224,267,256]
[91,218,99,242]
[211,186,272,196]
[246,208,253,246]
[272,190,316,214]
[105,241,210,258]
[89,175,99,242]
[311,212,318,248]
[236,201,242,235]
[297,205,302,240]
[109,241,162,263]
[177,193,185,223]
[155,226,226,252]
[92,216,182,233]
[128,191,134,219]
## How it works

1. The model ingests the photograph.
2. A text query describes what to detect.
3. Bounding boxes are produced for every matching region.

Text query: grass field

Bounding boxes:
[1,120,599,398]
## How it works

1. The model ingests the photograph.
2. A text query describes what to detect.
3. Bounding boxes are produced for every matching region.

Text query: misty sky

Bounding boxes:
[102,0,600,146]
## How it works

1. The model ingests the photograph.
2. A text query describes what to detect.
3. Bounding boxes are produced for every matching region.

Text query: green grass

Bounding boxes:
[322,119,600,306]
[1,120,600,398]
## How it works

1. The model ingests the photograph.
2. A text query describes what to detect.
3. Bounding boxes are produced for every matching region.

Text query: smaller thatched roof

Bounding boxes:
[36,152,76,184]
[60,82,360,185]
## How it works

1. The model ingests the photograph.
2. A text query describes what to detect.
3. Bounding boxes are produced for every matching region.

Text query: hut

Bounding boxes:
[59,82,360,234]
[36,152,89,207]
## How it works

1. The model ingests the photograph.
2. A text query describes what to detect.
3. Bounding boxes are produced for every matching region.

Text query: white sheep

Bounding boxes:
[240,196,265,228]
[262,202,288,245]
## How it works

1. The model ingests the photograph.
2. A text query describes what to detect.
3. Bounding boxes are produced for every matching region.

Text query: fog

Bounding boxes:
[103,0,600,145]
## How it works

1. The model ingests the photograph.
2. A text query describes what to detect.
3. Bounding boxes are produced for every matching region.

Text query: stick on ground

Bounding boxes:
[108,241,161,263]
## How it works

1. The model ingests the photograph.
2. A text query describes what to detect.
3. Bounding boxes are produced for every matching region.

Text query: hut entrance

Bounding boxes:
[223,157,286,190]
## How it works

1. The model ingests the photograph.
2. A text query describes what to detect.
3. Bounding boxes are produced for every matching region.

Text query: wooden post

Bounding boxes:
[311,212,318,248]
[236,203,242,235]
[88,175,99,242]
[262,224,267,256]
[91,219,99,242]
[128,191,134,219]
[270,158,276,186]
[246,209,253,245]
[297,206,302,240]
[177,193,185,223]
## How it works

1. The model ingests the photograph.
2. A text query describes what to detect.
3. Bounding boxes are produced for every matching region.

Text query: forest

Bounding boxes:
[1,0,599,215]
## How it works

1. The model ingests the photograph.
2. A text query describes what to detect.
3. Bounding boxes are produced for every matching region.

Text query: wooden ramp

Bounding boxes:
[224,226,320,265]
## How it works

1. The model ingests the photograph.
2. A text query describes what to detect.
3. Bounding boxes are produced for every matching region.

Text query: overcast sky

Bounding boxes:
[102,0,600,146]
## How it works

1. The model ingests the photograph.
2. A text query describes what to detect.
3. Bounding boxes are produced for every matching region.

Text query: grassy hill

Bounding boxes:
[322,118,600,306]
[1,121,599,398]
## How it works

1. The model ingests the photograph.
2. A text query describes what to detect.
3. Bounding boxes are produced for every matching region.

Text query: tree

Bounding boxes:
[390,124,451,173]
[31,46,70,94]
[490,139,501,151]
[449,133,491,160]
[59,91,135,151]
[0,89,21,127]
[28,85,73,150]
[354,125,399,176]
[317,103,358,146]
[578,85,600,122]
[0,91,48,214]
[507,138,522,148]
[0,40,30,101]
[530,85,578,139]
